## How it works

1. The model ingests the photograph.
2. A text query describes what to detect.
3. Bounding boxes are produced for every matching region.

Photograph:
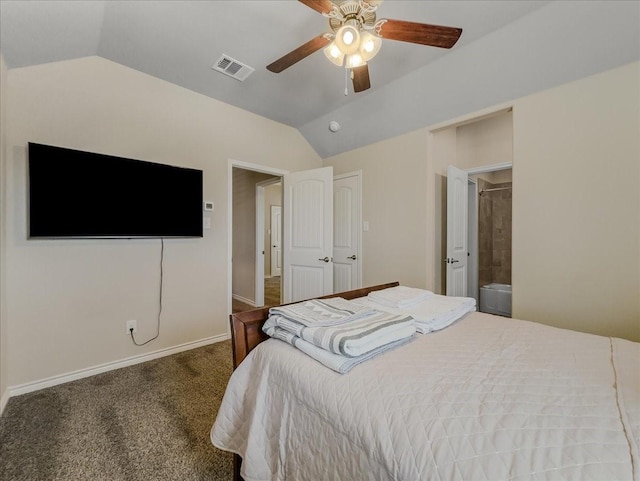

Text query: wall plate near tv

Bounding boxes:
[27,142,204,239]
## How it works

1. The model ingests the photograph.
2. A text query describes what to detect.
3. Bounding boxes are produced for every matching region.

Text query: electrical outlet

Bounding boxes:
[126,320,137,335]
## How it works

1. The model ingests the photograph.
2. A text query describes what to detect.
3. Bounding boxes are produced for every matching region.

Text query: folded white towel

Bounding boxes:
[405,293,474,319]
[407,295,476,333]
[368,286,433,309]
[360,294,476,334]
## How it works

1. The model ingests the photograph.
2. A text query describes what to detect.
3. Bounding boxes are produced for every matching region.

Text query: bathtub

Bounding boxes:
[479,283,512,317]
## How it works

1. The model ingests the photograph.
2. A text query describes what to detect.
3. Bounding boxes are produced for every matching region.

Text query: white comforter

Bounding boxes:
[211,312,640,481]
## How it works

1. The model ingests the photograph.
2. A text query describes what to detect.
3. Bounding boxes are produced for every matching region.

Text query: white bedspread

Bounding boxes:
[211,311,640,481]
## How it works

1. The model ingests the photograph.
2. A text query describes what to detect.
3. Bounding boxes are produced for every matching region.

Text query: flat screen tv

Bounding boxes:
[28,142,203,239]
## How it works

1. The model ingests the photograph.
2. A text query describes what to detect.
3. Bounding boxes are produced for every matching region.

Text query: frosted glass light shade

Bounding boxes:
[346,53,366,68]
[359,31,382,61]
[323,42,345,66]
[335,25,360,55]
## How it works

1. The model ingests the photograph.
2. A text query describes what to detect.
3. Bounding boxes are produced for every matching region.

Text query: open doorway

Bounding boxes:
[255,179,282,308]
[229,160,286,315]
[445,163,512,319]
[435,108,516,322]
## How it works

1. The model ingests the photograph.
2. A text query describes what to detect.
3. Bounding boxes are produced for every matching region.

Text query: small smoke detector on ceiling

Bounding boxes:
[212,55,255,81]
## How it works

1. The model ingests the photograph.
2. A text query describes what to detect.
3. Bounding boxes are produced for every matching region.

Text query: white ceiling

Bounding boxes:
[1,0,639,158]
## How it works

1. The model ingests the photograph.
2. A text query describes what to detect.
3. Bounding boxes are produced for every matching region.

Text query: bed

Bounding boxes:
[212,282,640,481]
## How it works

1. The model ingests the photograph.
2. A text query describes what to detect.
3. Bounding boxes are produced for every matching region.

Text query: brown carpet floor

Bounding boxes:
[0,341,234,481]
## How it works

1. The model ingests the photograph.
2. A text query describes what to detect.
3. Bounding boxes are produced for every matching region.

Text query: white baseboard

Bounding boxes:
[7,333,230,399]
[0,388,9,417]
[232,294,256,307]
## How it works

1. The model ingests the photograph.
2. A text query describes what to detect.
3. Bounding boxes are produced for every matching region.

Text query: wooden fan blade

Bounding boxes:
[378,19,462,48]
[267,34,331,73]
[352,64,371,93]
[298,0,335,14]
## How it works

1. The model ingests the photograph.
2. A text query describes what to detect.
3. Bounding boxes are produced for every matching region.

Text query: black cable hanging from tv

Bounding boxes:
[130,238,164,346]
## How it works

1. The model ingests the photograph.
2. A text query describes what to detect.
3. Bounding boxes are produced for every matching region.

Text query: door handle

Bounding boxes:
[318,256,330,263]
[451,259,460,263]
[347,255,357,260]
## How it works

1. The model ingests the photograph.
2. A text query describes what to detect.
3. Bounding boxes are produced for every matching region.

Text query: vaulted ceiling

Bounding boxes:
[1,1,638,158]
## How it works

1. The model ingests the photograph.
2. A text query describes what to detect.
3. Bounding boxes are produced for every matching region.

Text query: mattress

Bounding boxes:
[211,311,640,481]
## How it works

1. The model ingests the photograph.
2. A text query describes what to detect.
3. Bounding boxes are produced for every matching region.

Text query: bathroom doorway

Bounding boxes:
[469,167,512,317]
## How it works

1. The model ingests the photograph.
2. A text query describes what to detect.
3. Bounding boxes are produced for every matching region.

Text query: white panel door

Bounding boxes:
[333,173,361,293]
[283,167,333,303]
[270,205,282,277]
[446,165,468,296]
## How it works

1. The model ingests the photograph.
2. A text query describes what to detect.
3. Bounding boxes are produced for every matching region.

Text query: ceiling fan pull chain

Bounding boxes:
[345,67,349,96]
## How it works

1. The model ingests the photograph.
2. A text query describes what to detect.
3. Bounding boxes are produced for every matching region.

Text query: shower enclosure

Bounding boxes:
[473,174,512,317]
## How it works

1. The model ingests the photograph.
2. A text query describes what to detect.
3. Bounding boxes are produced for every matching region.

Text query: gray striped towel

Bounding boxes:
[263,309,415,358]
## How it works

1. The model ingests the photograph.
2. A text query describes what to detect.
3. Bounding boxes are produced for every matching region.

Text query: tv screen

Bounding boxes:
[28,142,203,239]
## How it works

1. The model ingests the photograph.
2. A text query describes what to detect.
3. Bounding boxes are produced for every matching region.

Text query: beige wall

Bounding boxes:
[481,169,512,184]
[0,53,8,409]
[324,129,429,289]
[232,169,278,303]
[4,56,321,387]
[512,61,639,341]
[456,112,513,170]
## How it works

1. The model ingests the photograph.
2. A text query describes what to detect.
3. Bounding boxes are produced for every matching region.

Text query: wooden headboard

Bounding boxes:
[229,281,399,368]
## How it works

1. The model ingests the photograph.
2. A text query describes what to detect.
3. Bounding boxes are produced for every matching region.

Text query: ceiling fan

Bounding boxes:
[267,0,463,93]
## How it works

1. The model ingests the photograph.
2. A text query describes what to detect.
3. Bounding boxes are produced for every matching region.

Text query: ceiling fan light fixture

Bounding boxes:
[270,0,464,94]
[323,41,345,66]
[335,25,360,55]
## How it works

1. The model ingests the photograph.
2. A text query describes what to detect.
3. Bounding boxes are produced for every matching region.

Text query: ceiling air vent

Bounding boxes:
[212,55,255,81]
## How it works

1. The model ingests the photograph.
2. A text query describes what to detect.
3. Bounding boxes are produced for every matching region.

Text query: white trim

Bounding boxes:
[0,388,9,417]
[228,159,288,339]
[8,334,229,398]
[230,159,288,177]
[232,293,256,307]
[465,162,513,175]
[467,178,479,303]
[255,184,265,307]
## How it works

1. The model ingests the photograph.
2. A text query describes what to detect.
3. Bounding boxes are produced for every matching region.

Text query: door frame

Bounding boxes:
[255,177,281,307]
[228,159,288,333]
[467,177,479,303]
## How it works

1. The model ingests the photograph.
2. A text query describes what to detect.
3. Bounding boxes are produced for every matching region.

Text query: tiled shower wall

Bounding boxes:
[477,178,512,287]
